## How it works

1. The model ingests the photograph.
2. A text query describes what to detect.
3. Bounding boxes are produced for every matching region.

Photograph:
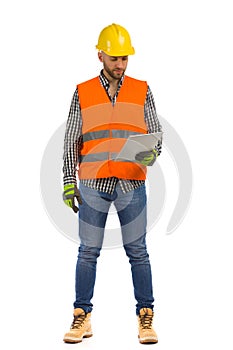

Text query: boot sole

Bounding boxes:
[63,332,93,343]
[138,335,158,344]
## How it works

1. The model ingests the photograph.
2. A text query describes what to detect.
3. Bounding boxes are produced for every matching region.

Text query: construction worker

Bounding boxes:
[62,23,162,344]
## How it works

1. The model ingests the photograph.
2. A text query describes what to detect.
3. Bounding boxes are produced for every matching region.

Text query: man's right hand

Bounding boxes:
[63,184,83,213]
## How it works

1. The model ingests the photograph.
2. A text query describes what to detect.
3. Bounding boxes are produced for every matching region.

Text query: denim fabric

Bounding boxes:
[74,183,154,315]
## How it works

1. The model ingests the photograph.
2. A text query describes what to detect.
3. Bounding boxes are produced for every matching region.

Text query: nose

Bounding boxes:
[116,58,124,69]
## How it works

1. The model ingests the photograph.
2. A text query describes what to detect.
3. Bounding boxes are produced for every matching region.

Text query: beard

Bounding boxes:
[103,63,125,80]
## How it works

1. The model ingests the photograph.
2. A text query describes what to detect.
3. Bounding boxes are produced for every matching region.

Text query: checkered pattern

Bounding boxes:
[63,70,162,194]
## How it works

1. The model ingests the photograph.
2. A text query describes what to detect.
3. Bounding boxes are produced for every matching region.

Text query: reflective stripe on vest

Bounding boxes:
[79,152,135,163]
[77,76,148,180]
[82,129,141,143]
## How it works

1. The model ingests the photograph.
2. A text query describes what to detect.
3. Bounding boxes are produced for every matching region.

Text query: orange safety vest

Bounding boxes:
[77,75,148,180]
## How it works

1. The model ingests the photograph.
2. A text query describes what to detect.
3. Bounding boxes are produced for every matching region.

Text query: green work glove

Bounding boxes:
[63,184,82,213]
[135,148,159,166]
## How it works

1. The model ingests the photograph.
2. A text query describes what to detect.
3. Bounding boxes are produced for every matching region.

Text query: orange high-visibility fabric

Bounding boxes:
[77,76,148,180]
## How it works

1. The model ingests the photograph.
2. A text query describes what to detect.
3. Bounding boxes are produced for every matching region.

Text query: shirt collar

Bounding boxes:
[99,69,125,89]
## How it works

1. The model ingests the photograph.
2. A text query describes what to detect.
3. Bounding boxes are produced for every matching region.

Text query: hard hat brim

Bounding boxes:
[96,45,135,56]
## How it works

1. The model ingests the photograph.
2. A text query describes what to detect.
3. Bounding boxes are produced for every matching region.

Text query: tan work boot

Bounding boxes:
[138,308,158,344]
[63,308,93,343]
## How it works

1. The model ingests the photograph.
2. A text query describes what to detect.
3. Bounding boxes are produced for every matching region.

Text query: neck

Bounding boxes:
[103,69,120,87]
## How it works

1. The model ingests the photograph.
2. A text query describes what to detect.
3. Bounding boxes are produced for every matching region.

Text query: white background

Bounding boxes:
[1,0,233,349]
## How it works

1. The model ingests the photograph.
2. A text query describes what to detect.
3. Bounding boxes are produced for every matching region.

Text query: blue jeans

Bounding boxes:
[74,183,154,315]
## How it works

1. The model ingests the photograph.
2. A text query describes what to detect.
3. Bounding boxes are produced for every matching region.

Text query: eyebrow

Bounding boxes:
[111,56,128,59]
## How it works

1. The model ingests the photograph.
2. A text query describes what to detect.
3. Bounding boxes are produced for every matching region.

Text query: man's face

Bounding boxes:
[98,52,128,80]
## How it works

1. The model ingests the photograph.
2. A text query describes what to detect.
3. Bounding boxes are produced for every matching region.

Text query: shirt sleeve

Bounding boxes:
[144,85,163,155]
[63,89,82,185]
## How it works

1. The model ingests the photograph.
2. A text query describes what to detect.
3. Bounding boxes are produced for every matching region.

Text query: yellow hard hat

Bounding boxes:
[96,23,135,56]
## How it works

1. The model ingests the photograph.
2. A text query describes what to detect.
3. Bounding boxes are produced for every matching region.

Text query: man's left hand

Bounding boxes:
[135,148,158,166]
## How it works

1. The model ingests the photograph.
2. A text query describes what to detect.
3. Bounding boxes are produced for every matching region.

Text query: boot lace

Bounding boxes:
[71,313,86,329]
[139,310,153,329]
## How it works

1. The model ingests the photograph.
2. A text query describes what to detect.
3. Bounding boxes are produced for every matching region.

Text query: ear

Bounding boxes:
[98,51,103,62]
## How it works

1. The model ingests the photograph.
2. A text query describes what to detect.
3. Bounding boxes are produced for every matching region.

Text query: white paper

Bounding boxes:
[115,132,163,161]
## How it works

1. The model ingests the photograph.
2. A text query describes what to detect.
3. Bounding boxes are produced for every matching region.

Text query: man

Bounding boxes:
[62,23,162,344]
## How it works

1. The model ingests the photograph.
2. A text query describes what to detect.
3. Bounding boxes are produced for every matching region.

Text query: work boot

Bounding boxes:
[138,308,158,344]
[63,308,93,343]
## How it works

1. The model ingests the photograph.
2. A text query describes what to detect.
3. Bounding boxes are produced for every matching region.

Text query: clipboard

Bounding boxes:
[115,132,163,162]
